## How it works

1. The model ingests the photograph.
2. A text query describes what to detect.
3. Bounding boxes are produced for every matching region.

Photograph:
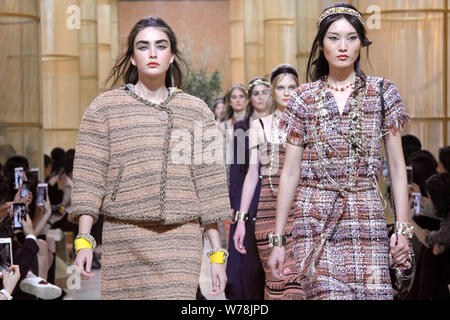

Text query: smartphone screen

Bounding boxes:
[13,203,26,230]
[37,183,48,207]
[20,181,31,198]
[14,167,24,190]
[406,166,413,186]
[0,238,13,276]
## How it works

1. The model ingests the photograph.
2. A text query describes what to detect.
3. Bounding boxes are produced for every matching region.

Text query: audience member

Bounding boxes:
[50,147,65,177]
[407,173,450,300]
[437,146,450,174]
[402,134,422,165]
[0,265,20,300]
[0,173,61,300]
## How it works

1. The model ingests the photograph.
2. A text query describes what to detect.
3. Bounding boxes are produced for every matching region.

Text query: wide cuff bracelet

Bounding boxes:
[395,222,414,241]
[207,248,229,264]
[268,233,287,248]
[233,211,248,222]
[75,233,97,251]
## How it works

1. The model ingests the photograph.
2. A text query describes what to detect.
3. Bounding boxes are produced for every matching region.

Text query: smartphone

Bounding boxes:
[20,181,31,198]
[0,238,13,276]
[406,166,413,187]
[411,192,421,215]
[30,168,40,182]
[12,203,26,230]
[37,183,48,207]
[14,167,24,190]
[59,167,64,179]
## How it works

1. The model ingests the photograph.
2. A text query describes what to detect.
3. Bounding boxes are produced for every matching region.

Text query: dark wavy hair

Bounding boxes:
[426,173,450,218]
[306,3,372,83]
[409,150,438,197]
[106,16,188,90]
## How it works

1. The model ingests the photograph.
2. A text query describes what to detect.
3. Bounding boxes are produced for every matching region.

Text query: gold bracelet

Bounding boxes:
[233,211,248,222]
[395,222,414,241]
[268,233,287,248]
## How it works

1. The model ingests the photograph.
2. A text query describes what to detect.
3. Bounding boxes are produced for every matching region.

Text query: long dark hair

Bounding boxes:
[426,173,450,218]
[106,16,188,90]
[306,3,372,83]
[409,150,438,197]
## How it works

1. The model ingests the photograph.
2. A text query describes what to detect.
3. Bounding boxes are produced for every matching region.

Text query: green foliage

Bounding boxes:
[184,68,222,111]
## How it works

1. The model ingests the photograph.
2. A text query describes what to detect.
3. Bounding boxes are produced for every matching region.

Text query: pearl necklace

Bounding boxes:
[268,110,286,194]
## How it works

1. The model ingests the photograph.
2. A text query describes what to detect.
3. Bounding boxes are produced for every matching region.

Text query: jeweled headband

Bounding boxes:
[270,66,298,84]
[248,78,270,91]
[317,7,364,29]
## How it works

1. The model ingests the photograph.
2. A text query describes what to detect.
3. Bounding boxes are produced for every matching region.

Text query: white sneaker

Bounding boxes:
[20,276,62,300]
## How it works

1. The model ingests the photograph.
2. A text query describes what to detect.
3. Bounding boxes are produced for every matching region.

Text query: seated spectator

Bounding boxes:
[407,173,450,300]
[437,146,450,174]
[0,174,61,300]
[50,147,65,178]
[409,150,438,197]
[402,134,422,165]
[0,265,20,300]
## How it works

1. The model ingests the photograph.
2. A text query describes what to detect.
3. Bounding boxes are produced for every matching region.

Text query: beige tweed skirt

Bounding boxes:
[101,217,203,300]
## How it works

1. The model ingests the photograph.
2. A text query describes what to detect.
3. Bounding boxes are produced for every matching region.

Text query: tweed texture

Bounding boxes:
[255,142,305,300]
[101,218,202,300]
[279,76,409,300]
[68,86,231,226]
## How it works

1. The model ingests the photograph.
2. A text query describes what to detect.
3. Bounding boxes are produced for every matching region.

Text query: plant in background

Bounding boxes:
[185,69,222,111]
[181,34,222,111]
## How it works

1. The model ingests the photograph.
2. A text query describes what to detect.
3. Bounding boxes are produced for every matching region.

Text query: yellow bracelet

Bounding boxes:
[75,238,93,253]
[209,251,225,264]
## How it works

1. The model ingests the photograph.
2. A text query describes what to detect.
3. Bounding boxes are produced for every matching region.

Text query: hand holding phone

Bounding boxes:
[0,238,13,276]
[37,183,48,207]
[14,167,24,190]
[12,203,26,230]
[20,181,31,198]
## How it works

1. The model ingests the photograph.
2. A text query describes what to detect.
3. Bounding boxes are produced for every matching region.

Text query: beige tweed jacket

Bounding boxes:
[68,85,231,226]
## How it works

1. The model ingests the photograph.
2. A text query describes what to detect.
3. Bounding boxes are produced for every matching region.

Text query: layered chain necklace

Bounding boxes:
[312,76,373,192]
[268,109,287,194]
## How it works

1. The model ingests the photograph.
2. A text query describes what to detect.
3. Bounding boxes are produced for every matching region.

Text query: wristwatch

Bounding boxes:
[268,233,287,248]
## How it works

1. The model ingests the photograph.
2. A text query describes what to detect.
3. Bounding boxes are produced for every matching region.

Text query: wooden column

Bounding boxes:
[0,0,42,168]
[230,0,245,84]
[41,0,81,154]
[244,0,265,83]
[263,0,297,78]
[97,0,118,91]
[80,0,98,120]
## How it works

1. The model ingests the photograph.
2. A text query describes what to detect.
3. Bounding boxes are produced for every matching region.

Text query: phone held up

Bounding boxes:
[12,203,26,230]
[0,238,13,276]
[37,183,48,207]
